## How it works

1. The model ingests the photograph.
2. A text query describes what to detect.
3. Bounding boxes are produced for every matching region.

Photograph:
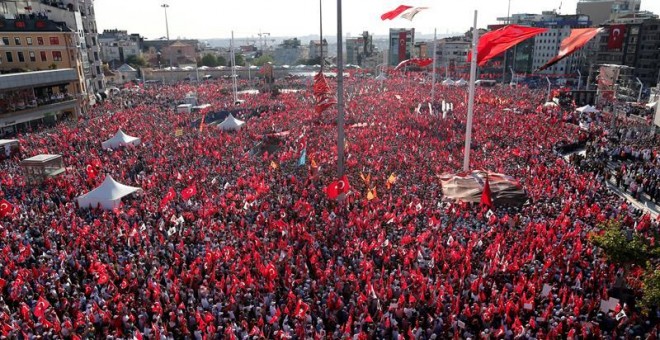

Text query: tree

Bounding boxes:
[251,54,274,66]
[590,219,660,310]
[201,54,220,67]
[228,54,245,67]
[125,55,147,68]
[590,219,648,268]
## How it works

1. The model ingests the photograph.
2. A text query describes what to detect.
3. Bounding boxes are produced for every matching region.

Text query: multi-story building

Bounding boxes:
[142,39,200,68]
[98,29,143,69]
[436,36,470,66]
[273,38,306,65]
[0,16,85,133]
[413,41,429,58]
[0,0,105,96]
[388,28,414,66]
[346,31,375,66]
[587,14,660,87]
[308,39,328,61]
[577,0,642,25]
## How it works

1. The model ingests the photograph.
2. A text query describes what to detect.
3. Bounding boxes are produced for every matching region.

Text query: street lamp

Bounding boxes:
[161,4,170,41]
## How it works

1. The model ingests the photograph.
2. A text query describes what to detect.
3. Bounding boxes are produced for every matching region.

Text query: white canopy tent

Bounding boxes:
[101,130,141,150]
[216,114,245,131]
[543,101,559,107]
[454,79,468,86]
[76,175,142,210]
[646,102,657,110]
[576,105,599,113]
[442,79,455,86]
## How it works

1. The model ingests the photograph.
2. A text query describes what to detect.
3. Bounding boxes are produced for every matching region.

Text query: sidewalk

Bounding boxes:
[605,180,660,218]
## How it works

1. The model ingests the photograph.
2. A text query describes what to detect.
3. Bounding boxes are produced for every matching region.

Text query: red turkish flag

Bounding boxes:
[0,200,13,218]
[160,187,176,208]
[607,24,626,49]
[481,176,493,208]
[181,185,197,201]
[538,28,603,71]
[85,163,98,180]
[394,58,433,71]
[33,296,50,319]
[325,175,350,200]
[468,25,547,66]
[380,5,412,20]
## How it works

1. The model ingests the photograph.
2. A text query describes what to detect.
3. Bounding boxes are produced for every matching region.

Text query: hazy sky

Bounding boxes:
[95,0,660,40]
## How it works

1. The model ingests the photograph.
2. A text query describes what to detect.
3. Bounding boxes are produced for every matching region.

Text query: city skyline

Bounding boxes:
[95,0,660,41]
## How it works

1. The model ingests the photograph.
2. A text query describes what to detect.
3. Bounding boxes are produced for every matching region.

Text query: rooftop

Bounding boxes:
[0,15,70,33]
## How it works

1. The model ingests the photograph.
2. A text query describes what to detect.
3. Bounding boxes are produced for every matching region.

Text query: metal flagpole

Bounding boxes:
[231,31,238,103]
[320,0,324,71]
[463,10,479,172]
[336,0,345,176]
[431,28,437,103]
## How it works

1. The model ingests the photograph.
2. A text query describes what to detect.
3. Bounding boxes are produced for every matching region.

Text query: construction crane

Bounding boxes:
[257,32,270,51]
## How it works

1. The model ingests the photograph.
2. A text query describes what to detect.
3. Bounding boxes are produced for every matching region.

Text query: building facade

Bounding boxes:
[273,38,306,65]
[1,0,105,96]
[577,0,642,25]
[388,28,414,66]
[308,39,328,61]
[99,29,143,68]
[0,17,84,133]
[346,31,375,66]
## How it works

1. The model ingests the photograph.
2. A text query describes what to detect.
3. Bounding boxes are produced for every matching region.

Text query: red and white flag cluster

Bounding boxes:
[538,27,602,71]
[381,5,428,21]
[394,58,433,71]
[313,72,336,114]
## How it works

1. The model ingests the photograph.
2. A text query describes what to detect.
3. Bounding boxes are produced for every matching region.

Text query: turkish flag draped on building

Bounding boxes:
[326,175,350,200]
[313,72,336,114]
[394,58,433,71]
[181,185,197,201]
[538,27,603,71]
[607,24,626,49]
[468,25,548,66]
[380,5,412,20]
[0,199,13,218]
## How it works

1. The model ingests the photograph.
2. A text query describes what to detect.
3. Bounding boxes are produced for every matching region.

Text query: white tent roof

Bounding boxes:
[646,102,657,109]
[543,101,559,107]
[576,105,598,113]
[442,79,455,85]
[101,130,141,149]
[217,114,245,131]
[76,175,142,210]
[454,79,468,86]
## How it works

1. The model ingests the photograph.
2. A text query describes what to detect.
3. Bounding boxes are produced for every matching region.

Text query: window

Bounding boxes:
[1,37,8,45]
[17,52,24,62]
[26,37,32,45]
[40,51,47,62]
[49,37,60,45]
[5,52,12,63]
[29,51,35,62]
[52,51,62,61]
[37,37,44,45]
[14,37,20,45]
[93,51,99,61]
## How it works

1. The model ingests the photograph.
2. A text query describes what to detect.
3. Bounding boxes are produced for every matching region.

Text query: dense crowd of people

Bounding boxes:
[0,73,658,339]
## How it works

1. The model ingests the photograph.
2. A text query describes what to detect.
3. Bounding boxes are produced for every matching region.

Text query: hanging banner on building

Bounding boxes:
[398,32,407,63]
[607,24,626,50]
[598,65,620,103]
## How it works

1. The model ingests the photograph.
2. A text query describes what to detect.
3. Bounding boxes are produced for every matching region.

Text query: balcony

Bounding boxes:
[0,99,77,127]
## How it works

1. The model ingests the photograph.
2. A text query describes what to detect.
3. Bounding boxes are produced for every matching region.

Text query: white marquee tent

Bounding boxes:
[454,79,468,86]
[576,105,599,113]
[101,130,141,149]
[442,79,455,86]
[217,114,245,131]
[76,175,142,210]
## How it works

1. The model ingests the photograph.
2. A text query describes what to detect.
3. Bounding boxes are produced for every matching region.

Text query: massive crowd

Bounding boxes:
[0,73,658,339]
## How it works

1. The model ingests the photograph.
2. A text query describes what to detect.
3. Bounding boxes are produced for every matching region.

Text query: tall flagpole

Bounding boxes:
[431,28,437,103]
[231,31,238,103]
[336,0,345,176]
[319,0,324,71]
[463,10,479,172]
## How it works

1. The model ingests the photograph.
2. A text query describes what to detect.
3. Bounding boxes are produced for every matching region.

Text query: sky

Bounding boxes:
[95,0,660,40]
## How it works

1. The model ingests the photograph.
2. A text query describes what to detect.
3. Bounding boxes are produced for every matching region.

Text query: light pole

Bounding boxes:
[636,77,643,103]
[577,69,582,90]
[336,0,345,176]
[161,4,170,41]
